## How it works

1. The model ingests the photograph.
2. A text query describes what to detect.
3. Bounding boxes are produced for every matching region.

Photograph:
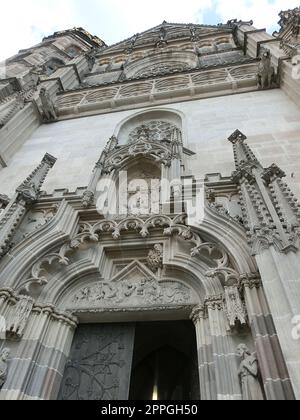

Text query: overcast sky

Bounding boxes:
[0,0,299,61]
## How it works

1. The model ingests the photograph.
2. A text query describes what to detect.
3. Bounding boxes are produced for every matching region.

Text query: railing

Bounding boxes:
[56,63,259,115]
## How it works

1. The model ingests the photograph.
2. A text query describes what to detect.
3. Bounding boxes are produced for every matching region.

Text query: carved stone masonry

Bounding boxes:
[224,285,247,330]
[0,153,57,258]
[237,344,264,401]
[257,50,277,90]
[6,295,34,339]
[39,88,58,122]
[82,136,119,208]
[228,129,300,255]
[147,244,163,273]
[0,348,10,390]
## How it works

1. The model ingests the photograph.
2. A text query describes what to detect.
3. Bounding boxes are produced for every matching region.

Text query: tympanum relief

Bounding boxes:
[72,261,195,309]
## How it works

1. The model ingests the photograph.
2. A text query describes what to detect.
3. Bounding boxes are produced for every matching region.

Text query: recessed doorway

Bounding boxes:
[129,321,200,401]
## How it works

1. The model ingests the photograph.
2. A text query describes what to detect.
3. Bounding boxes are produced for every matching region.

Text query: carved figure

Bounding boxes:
[237,344,264,400]
[257,51,276,89]
[0,348,10,389]
[40,88,57,121]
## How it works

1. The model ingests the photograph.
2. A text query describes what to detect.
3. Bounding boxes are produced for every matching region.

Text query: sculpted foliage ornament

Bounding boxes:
[20,213,204,293]
[147,244,163,274]
[72,277,192,308]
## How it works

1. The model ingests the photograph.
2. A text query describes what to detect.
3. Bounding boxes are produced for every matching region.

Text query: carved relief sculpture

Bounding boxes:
[7,296,34,339]
[257,51,276,89]
[39,88,58,122]
[0,348,10,389]
[73,277,191,307]
[147,244,163,273]
[237,344,264,400]
[224,285,247,330]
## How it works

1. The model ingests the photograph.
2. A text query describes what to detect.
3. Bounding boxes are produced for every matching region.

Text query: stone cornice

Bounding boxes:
[61,58,258,95]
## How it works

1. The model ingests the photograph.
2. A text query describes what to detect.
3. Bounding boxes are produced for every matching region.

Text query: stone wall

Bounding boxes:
[0,88,299,198]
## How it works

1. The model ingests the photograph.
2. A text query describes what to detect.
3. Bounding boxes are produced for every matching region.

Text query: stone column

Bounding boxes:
[190,305,217,400]
[0,304,77,400]
[240,274,295,400]
[206,296,242,400]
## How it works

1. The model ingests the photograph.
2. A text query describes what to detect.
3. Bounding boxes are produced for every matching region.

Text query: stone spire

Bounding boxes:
[0,153,57,258]
[228,129,300,254]
[82,136,119,208]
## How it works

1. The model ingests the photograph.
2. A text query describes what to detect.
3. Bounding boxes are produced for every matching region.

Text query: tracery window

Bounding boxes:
[128,120,180,143]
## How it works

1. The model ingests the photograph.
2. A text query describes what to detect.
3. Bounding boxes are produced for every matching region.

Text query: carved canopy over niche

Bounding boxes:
[128,120,181,144]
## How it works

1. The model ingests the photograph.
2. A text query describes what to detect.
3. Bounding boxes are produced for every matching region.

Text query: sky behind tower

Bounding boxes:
[0,0,299,61]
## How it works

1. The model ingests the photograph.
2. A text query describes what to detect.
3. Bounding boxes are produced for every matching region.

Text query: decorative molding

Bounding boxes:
[72,276,192,308]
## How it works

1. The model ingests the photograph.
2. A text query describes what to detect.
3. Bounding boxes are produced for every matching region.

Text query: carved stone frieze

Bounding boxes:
[257,51,277,90]
[72,277,192,308]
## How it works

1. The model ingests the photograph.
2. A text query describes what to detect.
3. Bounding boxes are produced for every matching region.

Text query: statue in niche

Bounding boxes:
[39,87,58,122]
[237,344,264,400]
[257,51,276,89]
[0,348,10,389]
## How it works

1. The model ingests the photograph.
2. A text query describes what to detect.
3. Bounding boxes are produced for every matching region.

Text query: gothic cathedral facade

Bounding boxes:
[0,9,300,400]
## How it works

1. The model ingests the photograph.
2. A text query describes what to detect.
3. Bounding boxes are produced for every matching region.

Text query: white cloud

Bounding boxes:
[0,0,299,62]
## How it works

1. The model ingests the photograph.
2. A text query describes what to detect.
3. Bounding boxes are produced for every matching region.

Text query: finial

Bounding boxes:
[228,129,247,144]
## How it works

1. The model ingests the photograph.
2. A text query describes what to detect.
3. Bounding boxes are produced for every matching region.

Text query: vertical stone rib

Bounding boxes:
[191,305,217,400]
[241,274,295,400]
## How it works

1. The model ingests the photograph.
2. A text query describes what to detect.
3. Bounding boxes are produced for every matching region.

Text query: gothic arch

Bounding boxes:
[114,108,186,146]
[124,50,198,79]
